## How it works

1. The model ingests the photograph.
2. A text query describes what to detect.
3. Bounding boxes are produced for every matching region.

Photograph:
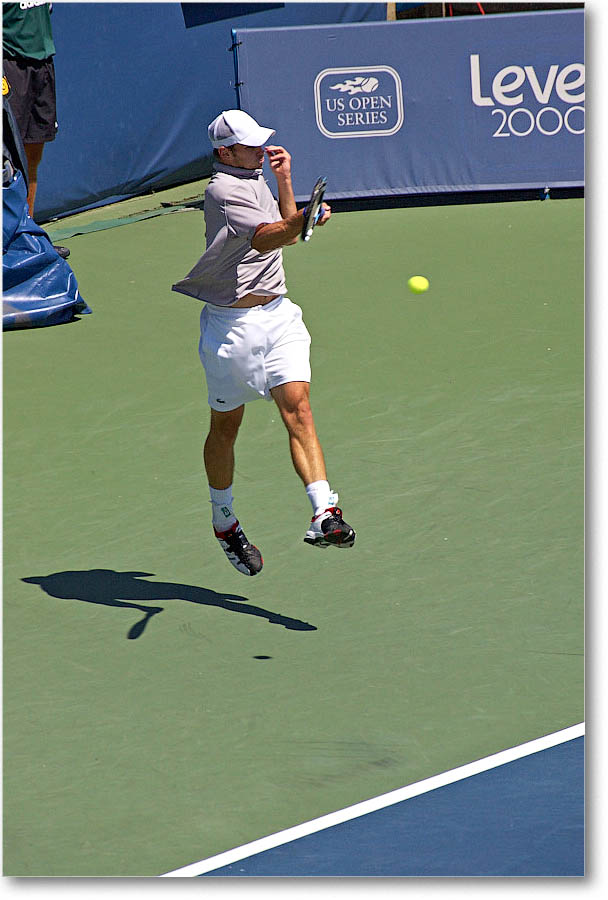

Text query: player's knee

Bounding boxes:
[208,409,242,445]
[284,396,314,432]
[214,422,240,446]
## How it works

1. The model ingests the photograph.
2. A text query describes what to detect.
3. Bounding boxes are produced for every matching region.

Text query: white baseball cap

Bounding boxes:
[208,110,275,149]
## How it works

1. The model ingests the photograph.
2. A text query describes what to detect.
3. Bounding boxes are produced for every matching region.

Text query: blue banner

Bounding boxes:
[234,10,584,200]
[36,3,386,221]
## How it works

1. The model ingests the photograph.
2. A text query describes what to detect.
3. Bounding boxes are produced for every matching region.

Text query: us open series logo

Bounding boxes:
[314,66,404,139]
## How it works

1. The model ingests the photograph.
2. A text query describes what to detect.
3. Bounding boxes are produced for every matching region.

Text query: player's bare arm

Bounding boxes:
[265,145,297,219]
[251,146,331,253]
[251,203,331,253]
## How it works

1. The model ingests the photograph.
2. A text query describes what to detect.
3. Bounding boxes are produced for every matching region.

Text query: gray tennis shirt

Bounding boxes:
[171,162,286,307]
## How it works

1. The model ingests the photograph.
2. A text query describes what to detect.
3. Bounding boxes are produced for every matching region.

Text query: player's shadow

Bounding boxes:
[21,569,316,639]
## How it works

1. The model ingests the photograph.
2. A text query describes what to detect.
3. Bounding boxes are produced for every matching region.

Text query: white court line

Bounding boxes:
[160,722,585,877]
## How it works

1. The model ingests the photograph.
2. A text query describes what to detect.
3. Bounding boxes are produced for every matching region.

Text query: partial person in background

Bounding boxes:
[3,0,70,258]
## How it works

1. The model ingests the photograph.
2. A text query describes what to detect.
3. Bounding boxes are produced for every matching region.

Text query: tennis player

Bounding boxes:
[172,109,356,575]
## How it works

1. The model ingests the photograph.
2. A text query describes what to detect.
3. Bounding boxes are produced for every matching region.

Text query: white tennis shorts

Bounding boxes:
[199,295,312,411]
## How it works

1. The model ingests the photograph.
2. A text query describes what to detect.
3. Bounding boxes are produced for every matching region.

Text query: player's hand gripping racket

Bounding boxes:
[301,176,327,242]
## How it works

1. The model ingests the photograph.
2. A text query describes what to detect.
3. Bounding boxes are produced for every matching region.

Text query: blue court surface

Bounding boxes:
[162,727,584,877]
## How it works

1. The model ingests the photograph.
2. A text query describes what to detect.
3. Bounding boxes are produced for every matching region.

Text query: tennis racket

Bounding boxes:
[301,176,327,242]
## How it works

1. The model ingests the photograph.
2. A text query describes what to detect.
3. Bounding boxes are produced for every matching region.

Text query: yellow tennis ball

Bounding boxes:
[408,275,429,294]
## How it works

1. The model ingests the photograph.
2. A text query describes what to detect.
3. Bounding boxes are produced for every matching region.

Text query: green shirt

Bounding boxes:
[3,1,55,61]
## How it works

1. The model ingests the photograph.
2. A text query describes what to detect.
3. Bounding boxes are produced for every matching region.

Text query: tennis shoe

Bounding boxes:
[214,520,263,576]
[304,505,356,549]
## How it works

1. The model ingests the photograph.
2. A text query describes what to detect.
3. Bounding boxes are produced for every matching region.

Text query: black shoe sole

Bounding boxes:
[325,529,356,547]
[304,529,355,549]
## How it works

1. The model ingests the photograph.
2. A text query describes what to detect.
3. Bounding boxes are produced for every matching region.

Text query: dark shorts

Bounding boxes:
[3,56,57,143]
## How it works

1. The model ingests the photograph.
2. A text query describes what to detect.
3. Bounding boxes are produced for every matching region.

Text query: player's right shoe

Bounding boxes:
[214,520,263,576]
[304,505,356,549]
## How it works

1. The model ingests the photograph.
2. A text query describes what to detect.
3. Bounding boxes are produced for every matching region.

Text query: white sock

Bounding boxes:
[209,485,237,532]
[306,480,331,517]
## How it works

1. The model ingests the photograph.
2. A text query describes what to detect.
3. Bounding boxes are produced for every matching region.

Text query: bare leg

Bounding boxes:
[203,405,263,575]
[271,382,355,548]
[24,142,44,218]
[203,405,245,489]
[270,381,327,485]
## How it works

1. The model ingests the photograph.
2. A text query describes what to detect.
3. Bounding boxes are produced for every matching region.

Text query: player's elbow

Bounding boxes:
[251,224,276,253]
[251,235,276,253]
[252,225,291,253]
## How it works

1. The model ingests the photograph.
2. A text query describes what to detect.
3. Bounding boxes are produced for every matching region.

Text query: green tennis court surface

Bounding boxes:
[3,189,583,876]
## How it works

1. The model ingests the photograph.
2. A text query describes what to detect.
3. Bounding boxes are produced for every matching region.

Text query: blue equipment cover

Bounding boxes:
[233,10,584,201]
[2,168,90,330]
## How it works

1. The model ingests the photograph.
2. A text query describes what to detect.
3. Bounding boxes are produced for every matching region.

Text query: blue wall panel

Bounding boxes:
[36,3,386,221]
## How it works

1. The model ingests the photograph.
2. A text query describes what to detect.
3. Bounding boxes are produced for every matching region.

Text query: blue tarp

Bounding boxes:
[2,168,90,329]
